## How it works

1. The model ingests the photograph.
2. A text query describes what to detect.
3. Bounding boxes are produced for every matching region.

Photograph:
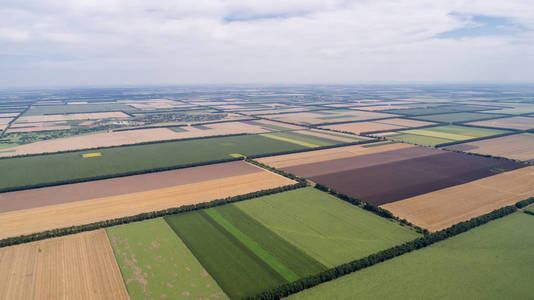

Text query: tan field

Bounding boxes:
[302,129,367,143]
[357,105,414,111]
[253,119,304,129]
[467,116,534,130]
[0,121,268,157]
[0,169,295,239]
[257,142,414,168]
[0,118,11,125]
[0,229,128,300]
[17,112,130,123]
[382,166,534,232]
[260,110,395,125]
[0,113,18,118]
[445,133,534,162]
[321,118,435,134]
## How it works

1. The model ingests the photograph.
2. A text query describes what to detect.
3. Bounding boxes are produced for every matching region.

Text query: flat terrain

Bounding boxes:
[321,118,435,134]
[257,142,414,169]
[445,133,534,162]
[289,213,534,300]
[280,147,523,205]
[383,166,534,231]
[382,104,496,116]
[0,164,295,239]
[412,112,506,123]
[16,112,130,123]
[0,161,261,213]
[0,121,269,157]
[107,218,227,300]
[0,134,305,191]
[388,125,511,146]
[467,116,534,130]
[0,229,128,299]
[235,188,419,267]
[260,110,395,125]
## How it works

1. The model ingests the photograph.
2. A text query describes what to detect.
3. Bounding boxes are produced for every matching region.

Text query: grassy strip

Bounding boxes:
[205,208,300,282]
[0,181,306,248]
[246,205,519,300]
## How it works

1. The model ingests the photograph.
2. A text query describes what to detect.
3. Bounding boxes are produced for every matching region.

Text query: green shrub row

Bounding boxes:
[245,159,307,184]
[246,205,518,300]
[0,181,307,248]
[524,211,534,217]
[515,197,534,208]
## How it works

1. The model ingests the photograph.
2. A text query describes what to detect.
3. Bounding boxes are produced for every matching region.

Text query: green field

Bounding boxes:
[0,134,306,191]
[24,103,135,115]
[235,188,420,267]
[263,131,341,147]
[388,125,510,146]
[413,112,506,123]
[289,213,534,300]
[308,129,366,140]
[106,218,227,300]
[165,211,287,299]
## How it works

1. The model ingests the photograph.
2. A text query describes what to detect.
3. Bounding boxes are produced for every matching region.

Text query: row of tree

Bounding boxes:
[246,205,518,300]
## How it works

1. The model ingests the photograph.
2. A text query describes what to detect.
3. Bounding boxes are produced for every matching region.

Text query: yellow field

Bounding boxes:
[260,133,319,148]
[403,129,472,141]
[0,229,128,299]
[383,166,534,232]
[257,142,414,168]
[0,170,295,239]
[82,152,102,158]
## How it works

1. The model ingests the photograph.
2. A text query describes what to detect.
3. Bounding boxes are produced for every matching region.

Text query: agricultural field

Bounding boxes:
[260,130,353,147]
[0,134,306,191]
[387,125,511,146]
[383,166,534,231]
[0,161,294,238]
[482,104,534,115]
[466,116,534,130]
[24,103,134,115]
[260,109,395,125]
[166,187,418,298]
[289,213,534,300]
[382,104,498,116]
[445,133,534,162]
[264,144,523,206]
[412,112,507,123]
[0,121,270,157]
[0,229,128,299]
[107,218,227,299]
[321,118,435,134]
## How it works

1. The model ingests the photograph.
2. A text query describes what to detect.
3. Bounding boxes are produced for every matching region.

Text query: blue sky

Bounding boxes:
[0,0,533,87]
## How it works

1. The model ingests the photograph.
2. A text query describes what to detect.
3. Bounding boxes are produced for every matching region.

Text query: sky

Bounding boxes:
[1,0,533,87]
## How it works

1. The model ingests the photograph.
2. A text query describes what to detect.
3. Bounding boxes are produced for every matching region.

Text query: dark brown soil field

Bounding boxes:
[0,160,260,213]
[283,147,524,206]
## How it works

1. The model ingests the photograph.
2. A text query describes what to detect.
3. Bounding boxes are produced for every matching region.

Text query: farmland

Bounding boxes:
[387,125,511,146]
[289,213,534,300]
[107,218,227,299]
[383,166,534,231]
[321,118,435,134]
[0,134,306,192]
[445,133,534,162]
[270,145,522,205]
[412,112,507,123]
[466,116,534,130]
[234,188,419,267]
[260,109,395,125]
[382,104,497,116]
[0,229,128,299]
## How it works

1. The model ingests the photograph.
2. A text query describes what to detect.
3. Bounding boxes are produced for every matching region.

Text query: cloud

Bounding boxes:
[0,0,533,87]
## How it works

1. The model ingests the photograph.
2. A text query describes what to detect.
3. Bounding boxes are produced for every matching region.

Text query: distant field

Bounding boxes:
[383,166,534,231]
[412,112,506,123]
[388,125,510,146]
[260,110,395,125]
[321,118,435,134]
[467,116,534,130]
[0,134,305,191]
[445,133,534,162]
[234,188,419,267]
[0,229,128,299]
[261,130,342,147]
[107,218,227,300]
[24,103,134,115]
[289,213,534,300]
[382,105,497,116]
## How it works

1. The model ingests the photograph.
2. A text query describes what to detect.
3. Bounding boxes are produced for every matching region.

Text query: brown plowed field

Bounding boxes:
[279,147,524,206]
[0,167,294,239]
[0,160,260,213]
[0,121,268,157]
[257,142,414,168]
[383,166,534,231]
[445,133,534,162]
[0,229,128,299]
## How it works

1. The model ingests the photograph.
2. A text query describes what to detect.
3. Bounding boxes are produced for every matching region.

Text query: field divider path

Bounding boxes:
[204,209,300,282]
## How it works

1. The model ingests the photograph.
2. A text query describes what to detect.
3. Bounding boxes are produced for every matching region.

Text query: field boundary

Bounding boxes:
[246,201,530,300]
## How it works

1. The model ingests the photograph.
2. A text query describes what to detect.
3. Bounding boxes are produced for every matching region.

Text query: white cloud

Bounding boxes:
[0,0,533,87]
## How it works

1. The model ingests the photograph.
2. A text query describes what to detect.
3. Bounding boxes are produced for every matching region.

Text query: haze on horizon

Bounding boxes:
[1,0,533,87]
